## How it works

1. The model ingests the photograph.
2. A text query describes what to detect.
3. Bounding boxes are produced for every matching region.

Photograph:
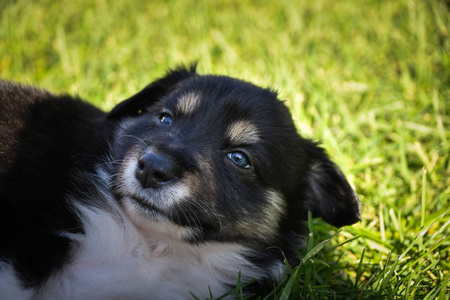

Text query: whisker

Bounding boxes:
[118,134,149,147]
[194,200,223,232]
[178,203,203,243]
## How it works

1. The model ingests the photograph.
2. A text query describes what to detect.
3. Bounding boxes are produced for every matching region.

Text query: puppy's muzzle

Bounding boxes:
[135,151,178,189]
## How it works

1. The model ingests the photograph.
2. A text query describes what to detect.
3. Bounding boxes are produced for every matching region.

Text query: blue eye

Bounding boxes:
[159,113,173,125]
[227,152,251,169]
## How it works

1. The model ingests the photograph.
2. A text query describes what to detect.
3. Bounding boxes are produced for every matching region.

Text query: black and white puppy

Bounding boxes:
[0,66,360,299]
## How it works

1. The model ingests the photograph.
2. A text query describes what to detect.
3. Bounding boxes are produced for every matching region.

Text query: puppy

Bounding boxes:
[0,66,360,299]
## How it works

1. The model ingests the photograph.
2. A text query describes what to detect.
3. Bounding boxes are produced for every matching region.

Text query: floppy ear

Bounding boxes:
[303,148,361,227]
[107,64,197,120]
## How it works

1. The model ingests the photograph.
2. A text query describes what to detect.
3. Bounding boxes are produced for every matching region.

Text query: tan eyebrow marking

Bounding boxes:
[176,92,201,114]
[226,120,260,144]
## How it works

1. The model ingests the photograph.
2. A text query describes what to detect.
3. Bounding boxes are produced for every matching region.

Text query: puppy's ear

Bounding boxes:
[107,64,197,120]
[303,147,360,227]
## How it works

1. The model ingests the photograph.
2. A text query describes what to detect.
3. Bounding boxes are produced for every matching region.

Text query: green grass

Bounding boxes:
[1,0,449,298]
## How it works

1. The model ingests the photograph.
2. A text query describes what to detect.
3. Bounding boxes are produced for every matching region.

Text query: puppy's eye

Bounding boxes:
[227,152,251,169]
[158,113,173,125]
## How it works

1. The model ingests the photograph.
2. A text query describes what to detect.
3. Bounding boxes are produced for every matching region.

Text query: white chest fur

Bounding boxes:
[31,199,262,300]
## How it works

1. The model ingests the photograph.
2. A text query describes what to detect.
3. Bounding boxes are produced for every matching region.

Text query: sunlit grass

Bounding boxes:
[1,0,449,298]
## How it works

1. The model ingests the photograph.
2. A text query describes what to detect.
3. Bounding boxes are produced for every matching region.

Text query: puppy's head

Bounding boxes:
[108,66,360,254]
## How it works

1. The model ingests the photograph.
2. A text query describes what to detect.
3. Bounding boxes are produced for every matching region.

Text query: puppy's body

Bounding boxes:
[0,82,114,291]
[0,67,360,299]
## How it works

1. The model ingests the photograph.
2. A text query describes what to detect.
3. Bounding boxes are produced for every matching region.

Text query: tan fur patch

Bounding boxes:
[264,189,286,220]
[235,189,286,241]
[226,120,260,145]
[176,92,201,114]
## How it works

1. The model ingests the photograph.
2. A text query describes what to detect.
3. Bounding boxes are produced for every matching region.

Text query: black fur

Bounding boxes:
[0,82,116,286]
[0,67,360,296]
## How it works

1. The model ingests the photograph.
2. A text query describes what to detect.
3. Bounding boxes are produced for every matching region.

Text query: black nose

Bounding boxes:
[135,152,177,188]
